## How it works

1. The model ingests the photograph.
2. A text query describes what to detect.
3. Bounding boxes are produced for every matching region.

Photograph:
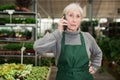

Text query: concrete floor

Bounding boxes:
[49,66,116,80]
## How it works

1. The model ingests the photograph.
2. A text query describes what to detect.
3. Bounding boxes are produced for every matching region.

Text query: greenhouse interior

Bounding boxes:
[0,0,120,80]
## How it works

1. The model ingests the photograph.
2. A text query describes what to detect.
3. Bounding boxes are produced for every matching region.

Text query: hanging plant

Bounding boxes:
[15,0,32,12]
[16,0,32,8]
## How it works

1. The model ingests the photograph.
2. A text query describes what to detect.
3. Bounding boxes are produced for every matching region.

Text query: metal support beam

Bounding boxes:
[88,0,95,37]
[88,0,93,20]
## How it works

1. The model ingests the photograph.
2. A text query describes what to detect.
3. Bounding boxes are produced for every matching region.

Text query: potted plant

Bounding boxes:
[0,5,15,11]
[15,0,32,12]
[81,20,98,38]
[0,63,50,80]
[1,43,22,55]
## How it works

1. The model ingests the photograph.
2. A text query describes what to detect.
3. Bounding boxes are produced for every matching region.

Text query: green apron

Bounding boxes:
[55,32,94,80]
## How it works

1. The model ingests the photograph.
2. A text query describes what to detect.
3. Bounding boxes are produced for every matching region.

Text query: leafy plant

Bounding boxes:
[109,22,120,27]
[16,0,32,8]
[81,20,98,31]
[117,65,120,74]
[98,37,120,65]
[0,63,32,80]
[25,66,49,80]
[0,63,49,80]
[41,58,51,66]
[0,18,10,24]
[109,38,120,64]
[0,5,15,11]
[25,18,36,23]
[3,43,22,51]
[21,30,32,39]
[81,20,98,38]
[97,37,111,61]
[3,42,33,51]
[24,42,33,50]
[0,18,36,24]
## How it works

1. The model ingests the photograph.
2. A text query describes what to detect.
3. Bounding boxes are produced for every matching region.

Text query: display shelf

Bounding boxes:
[0,0,38,65]
[0,39,33,43]
[0,11,36,15]
[0,0,37,41]
[5,23,36,27]
[0,55,35,58]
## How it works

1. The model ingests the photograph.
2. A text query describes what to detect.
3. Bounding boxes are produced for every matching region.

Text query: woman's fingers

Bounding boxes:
[89,66,95,74]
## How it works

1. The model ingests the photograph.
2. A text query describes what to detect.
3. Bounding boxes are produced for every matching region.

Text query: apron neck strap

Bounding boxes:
[61,32,85,46]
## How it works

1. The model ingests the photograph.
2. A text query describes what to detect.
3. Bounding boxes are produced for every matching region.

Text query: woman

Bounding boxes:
[34,3,102,80]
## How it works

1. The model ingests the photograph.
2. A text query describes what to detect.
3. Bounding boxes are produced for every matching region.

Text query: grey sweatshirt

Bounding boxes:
[33,29,102,73]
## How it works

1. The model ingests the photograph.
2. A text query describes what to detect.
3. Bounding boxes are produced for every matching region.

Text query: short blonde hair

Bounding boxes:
[63,3,83,18]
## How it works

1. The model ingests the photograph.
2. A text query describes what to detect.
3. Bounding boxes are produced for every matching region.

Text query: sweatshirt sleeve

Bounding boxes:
[86,33,103,73]
[33,30,61,53]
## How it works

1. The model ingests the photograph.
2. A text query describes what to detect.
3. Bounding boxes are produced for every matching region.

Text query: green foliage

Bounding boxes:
[81,20,98,38]
[3,43,22,51]
[0,63,32,80]
[98,37,120,64]
[21,30,32,39]
[3,42,33,51]
[0,63,49,80]
[97,37,111,60]
[25,18,36,23]
[0,18,10,24]
[0,29,10,34]
[81,20,98,32]
[0,29,31,39]
[109,38,120,64]
[0,29,15,37]
[25,66,49,80]
[24,42,33,50]
[0,5,15,11]
[0,18,36,24]
[40,57,55,67]
[0,57,35,65]
[117,65,120,74]
[98,67,107,73]
[0,57,5,64]
[41,58,51,66]
[109,22,120,27]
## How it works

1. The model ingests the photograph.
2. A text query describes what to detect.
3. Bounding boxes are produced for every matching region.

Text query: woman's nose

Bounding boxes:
[72,17,77,22]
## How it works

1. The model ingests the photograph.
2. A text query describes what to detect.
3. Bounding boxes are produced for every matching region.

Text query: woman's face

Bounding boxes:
[66,10,82,32]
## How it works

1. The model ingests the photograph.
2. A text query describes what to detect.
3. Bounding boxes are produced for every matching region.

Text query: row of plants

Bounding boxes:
[98,37,120,64]
[0,42,33,51]
[0,42,34,55]
[97,36,120,79]
[81,20,98,38]
[0,5,15,11]
[0,0,32,12]
[0,57,35,65]
[0,29,32,40]
[0,63,49,80]
[0,57,54,67]
[109,22,120,27]
[0,42,55,66]
[0,17,36,24]
[108,27,120,37]
[40,57,55,67]
[81,20,98,29]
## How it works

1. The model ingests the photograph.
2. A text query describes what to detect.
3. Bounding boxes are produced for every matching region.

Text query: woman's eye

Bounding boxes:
[76,15,80,18]
[69,14,73,17]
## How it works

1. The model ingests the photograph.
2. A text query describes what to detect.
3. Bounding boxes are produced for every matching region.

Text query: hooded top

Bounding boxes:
[33,29,102,73]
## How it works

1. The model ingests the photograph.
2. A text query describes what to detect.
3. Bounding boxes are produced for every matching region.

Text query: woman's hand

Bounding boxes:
[89,66,95,74]
[57,16,68,32]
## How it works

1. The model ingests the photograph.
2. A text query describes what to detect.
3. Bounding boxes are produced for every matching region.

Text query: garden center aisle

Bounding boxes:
[49,66,116,80]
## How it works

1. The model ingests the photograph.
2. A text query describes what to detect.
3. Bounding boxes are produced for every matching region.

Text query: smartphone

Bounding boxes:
[63,14,67,30]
